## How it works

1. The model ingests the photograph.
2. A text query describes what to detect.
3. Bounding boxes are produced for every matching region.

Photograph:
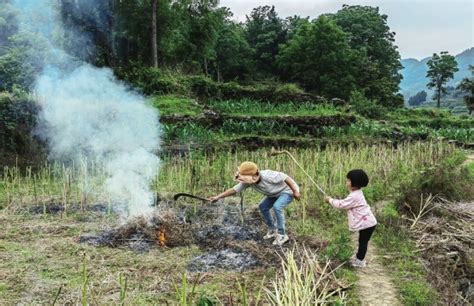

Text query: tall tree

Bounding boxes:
[59,0,117,66]
[244,5,286,77]
[151,0,158,68]
[456,65,474,115]
[426,51,458,108]
[277,16,358,99]
[214,20,253,82]
[332,5,403,107]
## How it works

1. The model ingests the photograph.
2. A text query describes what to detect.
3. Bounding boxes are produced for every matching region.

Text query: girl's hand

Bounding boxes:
[293,191,301,201]
[324,196,332,203]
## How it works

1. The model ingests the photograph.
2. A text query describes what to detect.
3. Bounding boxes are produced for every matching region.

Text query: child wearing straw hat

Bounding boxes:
[209,161,300,246]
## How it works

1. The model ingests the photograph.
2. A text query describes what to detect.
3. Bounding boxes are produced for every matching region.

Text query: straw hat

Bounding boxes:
[236,161,259,184]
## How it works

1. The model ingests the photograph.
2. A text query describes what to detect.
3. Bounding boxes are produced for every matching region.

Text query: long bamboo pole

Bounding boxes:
[268,148,327,196]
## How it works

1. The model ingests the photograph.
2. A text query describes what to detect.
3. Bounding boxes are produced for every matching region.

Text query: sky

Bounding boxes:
[220,0,473,60]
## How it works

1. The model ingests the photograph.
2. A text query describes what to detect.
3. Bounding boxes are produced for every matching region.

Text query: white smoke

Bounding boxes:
[13,0,161,218]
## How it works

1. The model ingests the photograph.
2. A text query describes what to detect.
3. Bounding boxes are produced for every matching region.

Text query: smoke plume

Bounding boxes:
[12,0,161,218]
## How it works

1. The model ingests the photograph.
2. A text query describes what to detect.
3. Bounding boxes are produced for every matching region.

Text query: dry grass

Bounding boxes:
[0,211,276,304]
[410,198,474,304]
[264,246,348,305]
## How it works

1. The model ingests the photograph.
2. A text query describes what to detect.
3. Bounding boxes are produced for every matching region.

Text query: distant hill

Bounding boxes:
[400,48,474,101]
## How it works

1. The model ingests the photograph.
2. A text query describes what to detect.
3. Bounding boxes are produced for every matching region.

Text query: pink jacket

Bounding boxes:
[329,189,377,231]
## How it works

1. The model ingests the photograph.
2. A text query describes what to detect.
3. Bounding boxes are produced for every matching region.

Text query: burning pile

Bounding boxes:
[79,199,283,271]
[79,209,194,252]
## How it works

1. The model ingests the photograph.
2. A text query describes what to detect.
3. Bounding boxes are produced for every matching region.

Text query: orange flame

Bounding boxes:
[157,228,166,246]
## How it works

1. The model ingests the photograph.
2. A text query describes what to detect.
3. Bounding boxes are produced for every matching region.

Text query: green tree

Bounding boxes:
[408,90,427,107]
[283,15,309,41]
[183,0,227,75]
[112,0,175,67]
[244,5,286,77]
[0,0,18,44]
[332,5,403,107]
[277,16,358,99]
[456,65,474,115]
[426,51,459,108]
[0,1,49,91]
[214,20,253,82]
[58,0,231,74]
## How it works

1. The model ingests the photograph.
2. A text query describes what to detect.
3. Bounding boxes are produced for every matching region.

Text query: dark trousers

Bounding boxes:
[356,225,376,260]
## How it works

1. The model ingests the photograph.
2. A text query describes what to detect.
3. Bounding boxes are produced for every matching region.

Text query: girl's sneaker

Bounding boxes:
[272,234,289,246]
[263,229,277,240]
[351,258,366,268]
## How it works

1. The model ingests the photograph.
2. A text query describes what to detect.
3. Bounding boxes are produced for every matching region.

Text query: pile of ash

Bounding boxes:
[188,248,259,272]
[78,200,277,270]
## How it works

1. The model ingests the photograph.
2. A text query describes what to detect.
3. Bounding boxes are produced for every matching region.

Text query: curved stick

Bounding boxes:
[173,193,210,202]
[269,147,327,196]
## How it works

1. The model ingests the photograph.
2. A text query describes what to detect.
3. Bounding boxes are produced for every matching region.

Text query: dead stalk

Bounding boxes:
[404,193,436,230]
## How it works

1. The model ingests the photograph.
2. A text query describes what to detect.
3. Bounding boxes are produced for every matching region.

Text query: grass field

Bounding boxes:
[1,142,472,304]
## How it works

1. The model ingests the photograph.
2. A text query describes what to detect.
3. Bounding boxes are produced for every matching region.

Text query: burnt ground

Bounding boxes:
[28,203,109,215]
[78,199,327,272]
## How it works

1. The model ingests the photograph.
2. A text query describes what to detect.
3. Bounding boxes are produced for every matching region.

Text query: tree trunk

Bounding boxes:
[217,65,223,83]
[203,57,208,76]
[437,86,441,108]
[151,0,158,68]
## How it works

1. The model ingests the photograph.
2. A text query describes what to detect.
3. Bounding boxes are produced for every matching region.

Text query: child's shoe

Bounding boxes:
[350,258,366,268]
[272,234,289,246]
[263,229,277,240]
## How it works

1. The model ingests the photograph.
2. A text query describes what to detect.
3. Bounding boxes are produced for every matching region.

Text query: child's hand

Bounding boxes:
[324,196,332,203]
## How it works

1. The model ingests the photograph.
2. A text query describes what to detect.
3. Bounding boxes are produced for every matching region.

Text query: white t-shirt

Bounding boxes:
[233,170,299,197]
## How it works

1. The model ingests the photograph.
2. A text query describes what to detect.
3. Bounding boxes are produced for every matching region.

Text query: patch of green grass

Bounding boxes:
[466,158,474,177]
[324,230,353,262]
[387,108,453,120]
[150,95,203,116]
[0,282,6,294]
[209,99,343,116]
[162,123,221,143]
[374,224,438,305]
[380,201,399,219]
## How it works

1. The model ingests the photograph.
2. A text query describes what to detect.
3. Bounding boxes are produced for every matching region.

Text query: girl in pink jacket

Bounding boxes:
[324,169,377,268]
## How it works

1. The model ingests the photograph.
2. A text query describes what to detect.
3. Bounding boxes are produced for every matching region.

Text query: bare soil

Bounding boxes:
[352,234,401,306]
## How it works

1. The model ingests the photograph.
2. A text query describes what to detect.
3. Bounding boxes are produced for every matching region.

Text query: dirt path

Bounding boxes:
[354,153,473,305]
[352,234,401,306]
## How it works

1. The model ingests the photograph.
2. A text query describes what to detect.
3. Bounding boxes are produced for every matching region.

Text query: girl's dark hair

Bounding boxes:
[346,169,369,188]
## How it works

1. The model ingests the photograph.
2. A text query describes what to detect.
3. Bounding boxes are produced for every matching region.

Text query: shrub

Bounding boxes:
[275,83,305,96]
[217,81,244,100]
[116,65,189,95]
[395,151,474,209]
[274,83,325,103]
[186,75,219,98]
[349,91,385,119]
